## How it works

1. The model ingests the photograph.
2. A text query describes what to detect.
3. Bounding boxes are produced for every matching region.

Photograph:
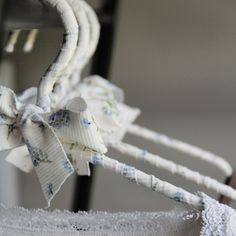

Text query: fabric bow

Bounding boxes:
[77,76,141,143]
[0,86,107,206]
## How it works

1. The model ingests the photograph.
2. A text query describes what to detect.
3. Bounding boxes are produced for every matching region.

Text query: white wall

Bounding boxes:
[112,0,236,113]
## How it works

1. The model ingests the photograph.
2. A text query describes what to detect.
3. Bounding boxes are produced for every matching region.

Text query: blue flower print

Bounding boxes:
[63,159,74,174]
[48,110,70,129]
[140,149,147,161]
[25,140,52,167]
[91,154,103,165]
[155,133,173,145]
[66,153,73,162]
[102,101,118,117]
[174,191,184,202]
[0,114,7,121]
[151,177,159,191]
[47,183,54,197]
[122,165,137,183]
[7,122,18,137]
[81,118,91,128]
[102,106,113,117]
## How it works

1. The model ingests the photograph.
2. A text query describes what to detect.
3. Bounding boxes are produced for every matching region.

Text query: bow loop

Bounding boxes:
[17,104,44,127]
[0,88,75,206]
[0,86,18,118]
[43,97,107,154]
[80,75,124,102]
[1,91,108,204]
[21,114,74,206]
[0,87,22,151]
[78,77,141,143]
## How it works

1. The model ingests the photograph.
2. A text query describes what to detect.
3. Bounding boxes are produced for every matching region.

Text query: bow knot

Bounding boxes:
[0,86,107,206]
[17,104,44,127]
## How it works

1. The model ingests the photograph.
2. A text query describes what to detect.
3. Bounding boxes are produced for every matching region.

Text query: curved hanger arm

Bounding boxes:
[37,0,78,111]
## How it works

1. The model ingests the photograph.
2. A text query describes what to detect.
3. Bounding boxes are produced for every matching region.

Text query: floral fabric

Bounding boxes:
[77,76,141,143]
[0,86,107,206]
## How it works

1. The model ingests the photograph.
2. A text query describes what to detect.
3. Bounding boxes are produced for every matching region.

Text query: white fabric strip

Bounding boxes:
[37,0,78,111]
[61,142,201,208]
[50,0,90,109]
[53,0,101,108]
[89,153,202,210]
[128,124,233,177]
[75,0,101,72]
[0,86,108,205]
[110,141,236,202]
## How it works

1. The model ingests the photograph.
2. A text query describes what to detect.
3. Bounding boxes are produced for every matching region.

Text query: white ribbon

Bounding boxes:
[0,86,107,206]
[76,75,141,143]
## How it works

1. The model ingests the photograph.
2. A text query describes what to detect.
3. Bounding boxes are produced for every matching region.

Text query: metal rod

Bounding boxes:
[4,0,61,30]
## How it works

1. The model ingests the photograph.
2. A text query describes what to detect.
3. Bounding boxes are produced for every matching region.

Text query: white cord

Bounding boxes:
[110,141,236,202]
[128,124,233,177]
[90,153,202,210]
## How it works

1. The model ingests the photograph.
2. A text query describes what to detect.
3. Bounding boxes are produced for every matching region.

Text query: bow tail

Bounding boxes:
[5,145,33,173]
[62,142,91,176]
[22,119,74,206]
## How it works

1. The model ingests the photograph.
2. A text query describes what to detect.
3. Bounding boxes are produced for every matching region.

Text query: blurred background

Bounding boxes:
[0,0,236,211]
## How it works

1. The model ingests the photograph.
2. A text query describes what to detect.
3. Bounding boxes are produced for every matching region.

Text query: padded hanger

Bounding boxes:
[74,76,236,202]
[0,0,233,210]
[0,0,204,209]
[0,0,79,206]
[50,0,91,109]
[51,1,236,203]
[40,0,203,209]
[53,0,101,109]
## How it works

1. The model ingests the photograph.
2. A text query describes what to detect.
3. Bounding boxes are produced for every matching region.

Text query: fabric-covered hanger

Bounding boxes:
[0,0,79,206]
[75,76,236,202]
[1,2,236,235]
[6,12,235,200]
[55,0,233,178]
[51,0,101,109]
[49,0,91,109]
[10,0,235,204]
[47,0,236,203]
[0,0,205,209]
[45,0,236,204]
